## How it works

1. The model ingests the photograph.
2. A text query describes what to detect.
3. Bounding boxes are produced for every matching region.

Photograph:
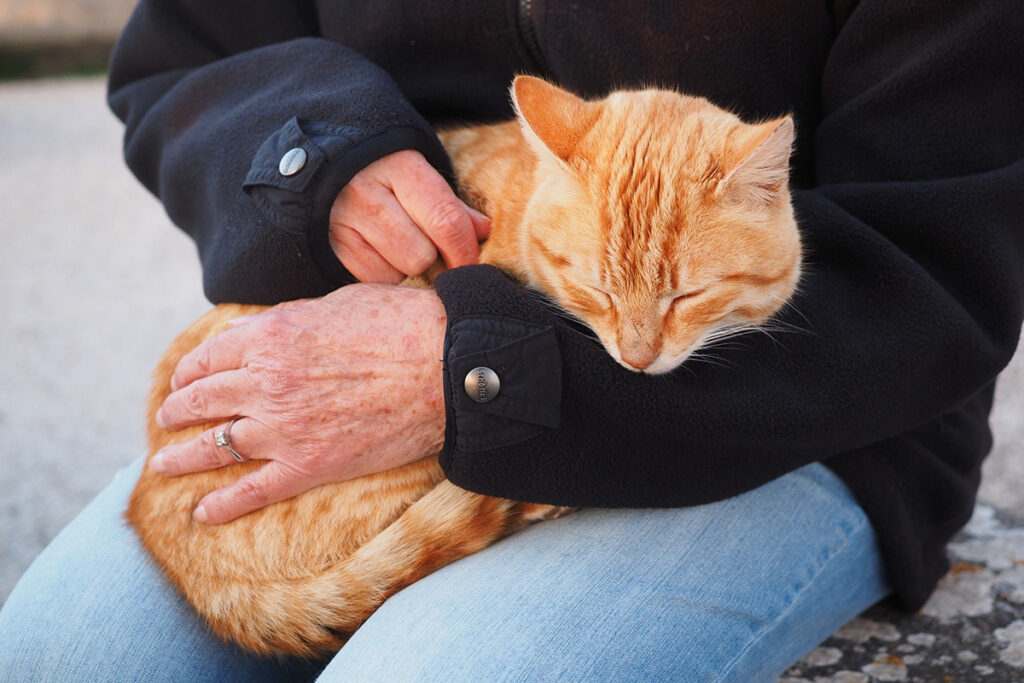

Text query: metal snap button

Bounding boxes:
[464,366,500,403]
[278,147,307,176]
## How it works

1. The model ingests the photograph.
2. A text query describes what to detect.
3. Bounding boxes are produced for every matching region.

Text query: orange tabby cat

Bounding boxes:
[129,76,801,656]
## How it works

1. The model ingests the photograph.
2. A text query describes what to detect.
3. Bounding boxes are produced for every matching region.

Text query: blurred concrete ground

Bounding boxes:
[0,77,208,603]
[1,76,1023,606]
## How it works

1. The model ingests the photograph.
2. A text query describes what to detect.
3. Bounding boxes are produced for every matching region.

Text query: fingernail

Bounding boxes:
[193,504,208,524]
[469,207,491,225]
[149,452,166,473]
[155,408,167,429]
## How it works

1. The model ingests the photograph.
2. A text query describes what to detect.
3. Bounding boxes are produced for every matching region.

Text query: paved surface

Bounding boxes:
[1,77,208,603]
[2,76,1023,629]
[783,505,1024,682]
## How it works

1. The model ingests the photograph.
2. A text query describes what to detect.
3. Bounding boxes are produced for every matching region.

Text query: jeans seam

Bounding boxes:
[716,512,870,682]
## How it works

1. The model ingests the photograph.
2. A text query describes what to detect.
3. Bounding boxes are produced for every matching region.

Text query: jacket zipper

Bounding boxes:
[518,0,549,75]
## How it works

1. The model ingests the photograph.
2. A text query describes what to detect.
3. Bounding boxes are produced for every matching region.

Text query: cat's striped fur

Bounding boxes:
[129,76,801,656]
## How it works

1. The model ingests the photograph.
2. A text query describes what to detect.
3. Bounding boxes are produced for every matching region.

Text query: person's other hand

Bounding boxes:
[330,150,491,282]
[149,283,447,525]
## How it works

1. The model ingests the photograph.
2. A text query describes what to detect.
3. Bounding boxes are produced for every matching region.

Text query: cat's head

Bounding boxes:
[511,76,802,375]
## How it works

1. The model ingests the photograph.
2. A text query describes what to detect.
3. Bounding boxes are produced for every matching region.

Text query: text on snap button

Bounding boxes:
[464,366,500,403]
[279,147,307,176]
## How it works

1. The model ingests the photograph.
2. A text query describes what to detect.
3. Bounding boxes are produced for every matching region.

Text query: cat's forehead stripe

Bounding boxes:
[723,270,794,287]
[597,108,709,296]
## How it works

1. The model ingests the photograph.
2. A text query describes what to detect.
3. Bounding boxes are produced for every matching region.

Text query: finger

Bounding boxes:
[157,368,253,430]
[390,155,481,268]
[149,418,257,476]
[467,205,492,241]
[333,177,438,276]
[329,222,406,284]
[193,459,313,525]
[170,322,256,391]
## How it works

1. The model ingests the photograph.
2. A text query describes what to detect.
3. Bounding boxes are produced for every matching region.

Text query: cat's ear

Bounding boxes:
[511,75,599,167]
[718,117,795,205]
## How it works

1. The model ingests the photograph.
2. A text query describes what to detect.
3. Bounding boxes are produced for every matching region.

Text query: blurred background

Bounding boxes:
[1,0,209,603]
[0,0,134,78]
[1,1,1022,607]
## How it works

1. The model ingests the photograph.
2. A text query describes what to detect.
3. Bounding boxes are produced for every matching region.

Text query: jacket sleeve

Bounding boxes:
[107,0,451,304]
[433,0,1024,506]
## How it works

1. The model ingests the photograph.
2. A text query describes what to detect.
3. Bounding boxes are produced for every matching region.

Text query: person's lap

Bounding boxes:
[0,457,324,682]
[0,457,888,682]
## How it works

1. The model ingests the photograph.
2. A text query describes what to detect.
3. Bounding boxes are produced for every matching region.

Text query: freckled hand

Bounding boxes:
[150,284,448,524]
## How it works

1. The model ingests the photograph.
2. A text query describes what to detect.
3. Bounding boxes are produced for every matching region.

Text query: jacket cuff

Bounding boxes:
[435,265,563,463]
[243,117,453,288]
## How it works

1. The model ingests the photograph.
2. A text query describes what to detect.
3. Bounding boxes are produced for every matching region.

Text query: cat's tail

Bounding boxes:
[194,482,566,657]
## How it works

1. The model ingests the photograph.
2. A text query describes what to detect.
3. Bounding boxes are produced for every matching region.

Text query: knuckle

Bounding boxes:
[236,478,268,508]
[334,224,361,250]
[184,385,207,418]
[343,175,373,202]
[254,311,296,348]
[259,310,289,335]
[249,360,297,400]
[193,342,213,375]
[345,182,388,221]
[425,200,468,239]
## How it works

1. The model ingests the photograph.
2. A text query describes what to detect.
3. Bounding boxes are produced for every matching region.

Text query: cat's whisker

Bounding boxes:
[672,361,699,377]
[701,324,758,347]
[767,317,813,338]
[567,327,602,344]
[685,350,736,370]
[767,291,814,333]
[745,314,814,353]
[527,293,604,343]
[758,318,807,333]
[699,341,745,353]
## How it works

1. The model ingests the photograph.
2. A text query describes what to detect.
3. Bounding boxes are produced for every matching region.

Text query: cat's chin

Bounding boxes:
[612,354,684,376]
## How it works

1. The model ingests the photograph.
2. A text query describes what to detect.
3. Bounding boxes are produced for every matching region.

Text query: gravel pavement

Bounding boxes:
[2,77,1022,606]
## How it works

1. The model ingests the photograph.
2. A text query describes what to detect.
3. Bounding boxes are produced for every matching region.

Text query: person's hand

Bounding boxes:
[149,283,448,525]
[330,149,491,283]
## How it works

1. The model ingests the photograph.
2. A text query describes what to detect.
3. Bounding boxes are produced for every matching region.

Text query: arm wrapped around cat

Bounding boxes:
[130,76,801,656]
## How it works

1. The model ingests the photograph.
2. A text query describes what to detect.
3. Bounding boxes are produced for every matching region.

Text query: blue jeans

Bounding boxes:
[0,457,888,682]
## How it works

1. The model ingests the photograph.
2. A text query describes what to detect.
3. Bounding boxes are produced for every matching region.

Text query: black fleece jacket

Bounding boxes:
[108,1,1024,611]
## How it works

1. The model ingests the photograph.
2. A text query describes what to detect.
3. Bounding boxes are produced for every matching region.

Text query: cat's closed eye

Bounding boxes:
[582,284,614,308]
[671,288,708,303]
[664,288,710,315]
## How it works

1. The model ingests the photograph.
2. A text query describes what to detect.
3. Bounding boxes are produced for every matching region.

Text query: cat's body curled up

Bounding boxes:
[129,76,802,656]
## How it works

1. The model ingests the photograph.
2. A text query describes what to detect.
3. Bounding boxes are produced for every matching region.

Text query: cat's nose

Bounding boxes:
[620,349,656,370]
[618,323,660,370]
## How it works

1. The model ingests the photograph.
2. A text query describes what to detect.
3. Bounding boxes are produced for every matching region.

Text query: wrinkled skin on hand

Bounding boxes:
[329,149,490,282]
[150,283,448,525]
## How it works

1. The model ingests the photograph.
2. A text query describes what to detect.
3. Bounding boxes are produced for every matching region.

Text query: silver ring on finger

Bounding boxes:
[214,418,245,462]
